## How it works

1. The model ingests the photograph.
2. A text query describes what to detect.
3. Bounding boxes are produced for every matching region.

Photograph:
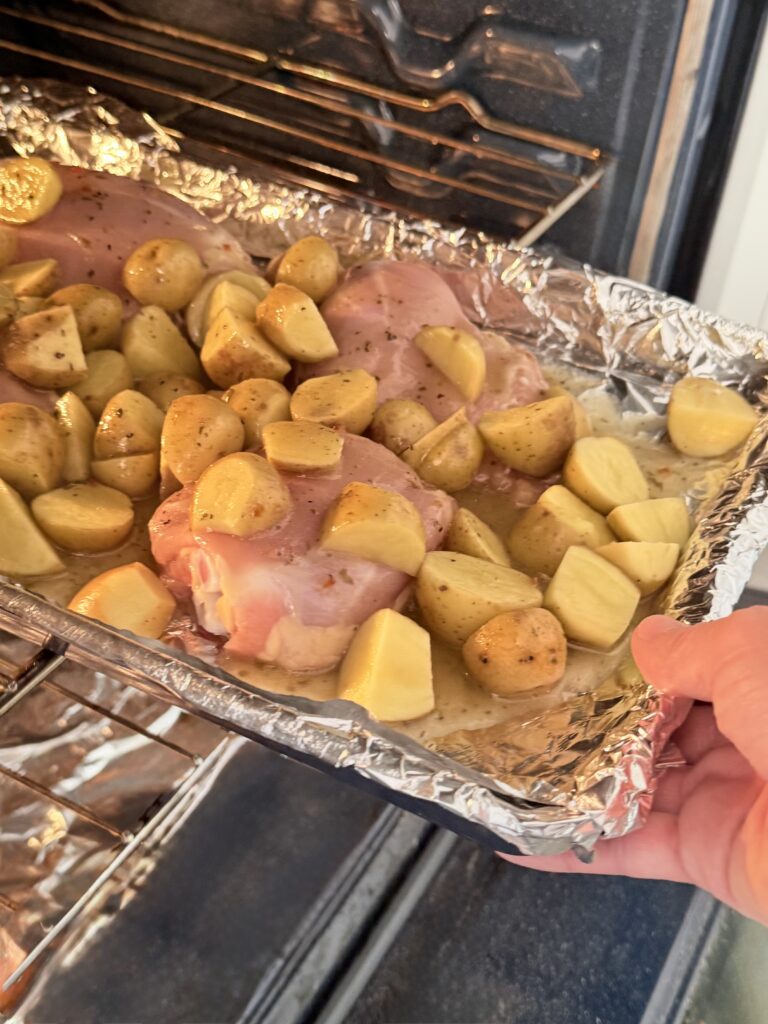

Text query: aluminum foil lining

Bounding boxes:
[2,79,768,861]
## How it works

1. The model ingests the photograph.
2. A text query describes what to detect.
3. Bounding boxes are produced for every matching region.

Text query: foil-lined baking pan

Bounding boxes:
[2,78,768,865]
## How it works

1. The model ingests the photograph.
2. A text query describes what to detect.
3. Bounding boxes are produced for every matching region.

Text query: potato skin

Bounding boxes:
[161,394,244,485]
[31,481,135,553]
[72,350,134,417]
[139,372,204,413]
[370,399,437,455]
[276,236,339,303]
[123,238,204,312]
[48,284,123,351]
[463,608,567,696]
[0,402,64,499]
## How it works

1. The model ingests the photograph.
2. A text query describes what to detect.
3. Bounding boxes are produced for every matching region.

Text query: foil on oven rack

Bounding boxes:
[2,78,768,863]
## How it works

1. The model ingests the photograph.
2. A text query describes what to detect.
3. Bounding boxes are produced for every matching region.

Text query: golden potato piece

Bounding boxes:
[596,541,680,596]
[2,305,86,388]
[0,258,59,297]
[403,408,484,493]
[606,497,691,548]
[544,546,640,649]
[338,608,434,722]
[47,284,123,351]
[370,399,437,455]
[191,452,292,536]
[256,283,339,362]
[0,157,62,224]
[0,282,16,328]
[121,305,202,381]
[414,325,486,402]
[0,402,63,499]
[223,377,291,447]
[563,436,649,513]
[186,269,271,344]
[139,372,204,412]
[416,551,542,646]
[202,307,291,387]
[320,482,425,575]
[91,452,159,498]
[55,391,96,483]
[32,481,134,553]
[0,479,64,578]
[276,236,339,303]
[668,377,757,457]
[463,608,567,696]
[446,508,510,566]
[206,280,260,327]
[71,349,134,418]
[507,484,614,577]
[15,296,46,316]
[479,396,575,477]
[263,420,343,473]
[0,225,17,269]
[93,389,164,459]
[68,562,175,639]
[162,394,245,486]
[290,369,378,434]
[547,384,591,438]
[123,238,204,312]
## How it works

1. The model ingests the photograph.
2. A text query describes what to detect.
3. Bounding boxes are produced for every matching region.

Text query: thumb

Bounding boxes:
[632,610,768,779]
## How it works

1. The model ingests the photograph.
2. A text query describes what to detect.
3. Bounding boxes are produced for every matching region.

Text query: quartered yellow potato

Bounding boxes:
[338,608,434,722]
[0,479,64,578]
[263,420,343,473]
[206,280,260,326]
[290,369,378,434]
[121,305,202,381]
[55,391,96,483]
[139,372,204,413]
[0,282,16,328]
[479,396,575,477]
[186,269,271,344]
[191,452,292,537]
[0,402,63,499]
[0,225,17,269]
[202,307,291,387]
[15,296,46,316]
[256,283,339,362]
[563,436,649,513]
[276,236,339,303]
[607,496,691,548]
[161,394,245,485]
[416,551,542,646]
[223,377,291,447]
[31,481,135,553]
[68,562,175,639]
[445,507,510,566]
[0,258,59,297]
[1,305,87,388]
[507,484,614,577]
[265,253,282,283]
[413,325,486,402]
[122,238,204,312]
[668,376,758,457]
[93,389,164,460]
[72,349,134,417]
[370,399,437,455]
[547,384,592,439]
[91,452,159,498]
[402,408,484,492]
[320,482,426,575]
[596,541,680,596]
[0,157,62,224]
[544,546,640,649]
[47,284,123,351]
[463,608,567,696]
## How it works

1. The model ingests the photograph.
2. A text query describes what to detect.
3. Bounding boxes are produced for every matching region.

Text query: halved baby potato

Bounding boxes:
[0,402,64,499]
[0,479,64,578]
[68,562,175,639]
[370,399,437,456]
[462,608,567,696]
[445,507,510,567]
[338,608,434,722]
[416,551,542,646]
[223,377,291,447]
[0,157,62,224]
[32,481,135,553]
[0,225,18,269]
[606,496,691,548]
[290,369,378,434]
[276,236,339,303]
[72,349,134,418]
[563,436,649,513]
[256,283,339,362]
[320,482,425,575]
[547,384,592,439]
[186,269,271,344]
[414,325,486,403]
[191,452,292,536]
[263,420,343,473]
[2,305,87,388]
[55,391,96,483]
[91,451,159,498]
[161,394,245,486]
[139,372,204,412]
[403,408,484,493]
[596,541,680,596]
[121,305,202,381]
[93,389,164,459]
[479,396,575,477]
[668,376,757,457]
[48,284,123,351]
[507,484,614,577]
[123,238,204,312]
[202,307,291,387]
[544,546,640,649]
[0,258,59,297]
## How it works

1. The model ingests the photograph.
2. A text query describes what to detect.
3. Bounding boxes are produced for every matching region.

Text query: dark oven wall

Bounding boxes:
[0,0,688,274]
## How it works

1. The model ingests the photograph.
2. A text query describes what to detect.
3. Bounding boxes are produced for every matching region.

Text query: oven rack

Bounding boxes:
[0,0,607,244]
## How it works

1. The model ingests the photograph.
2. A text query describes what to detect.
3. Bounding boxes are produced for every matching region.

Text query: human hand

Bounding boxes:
[501,609,768,926]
